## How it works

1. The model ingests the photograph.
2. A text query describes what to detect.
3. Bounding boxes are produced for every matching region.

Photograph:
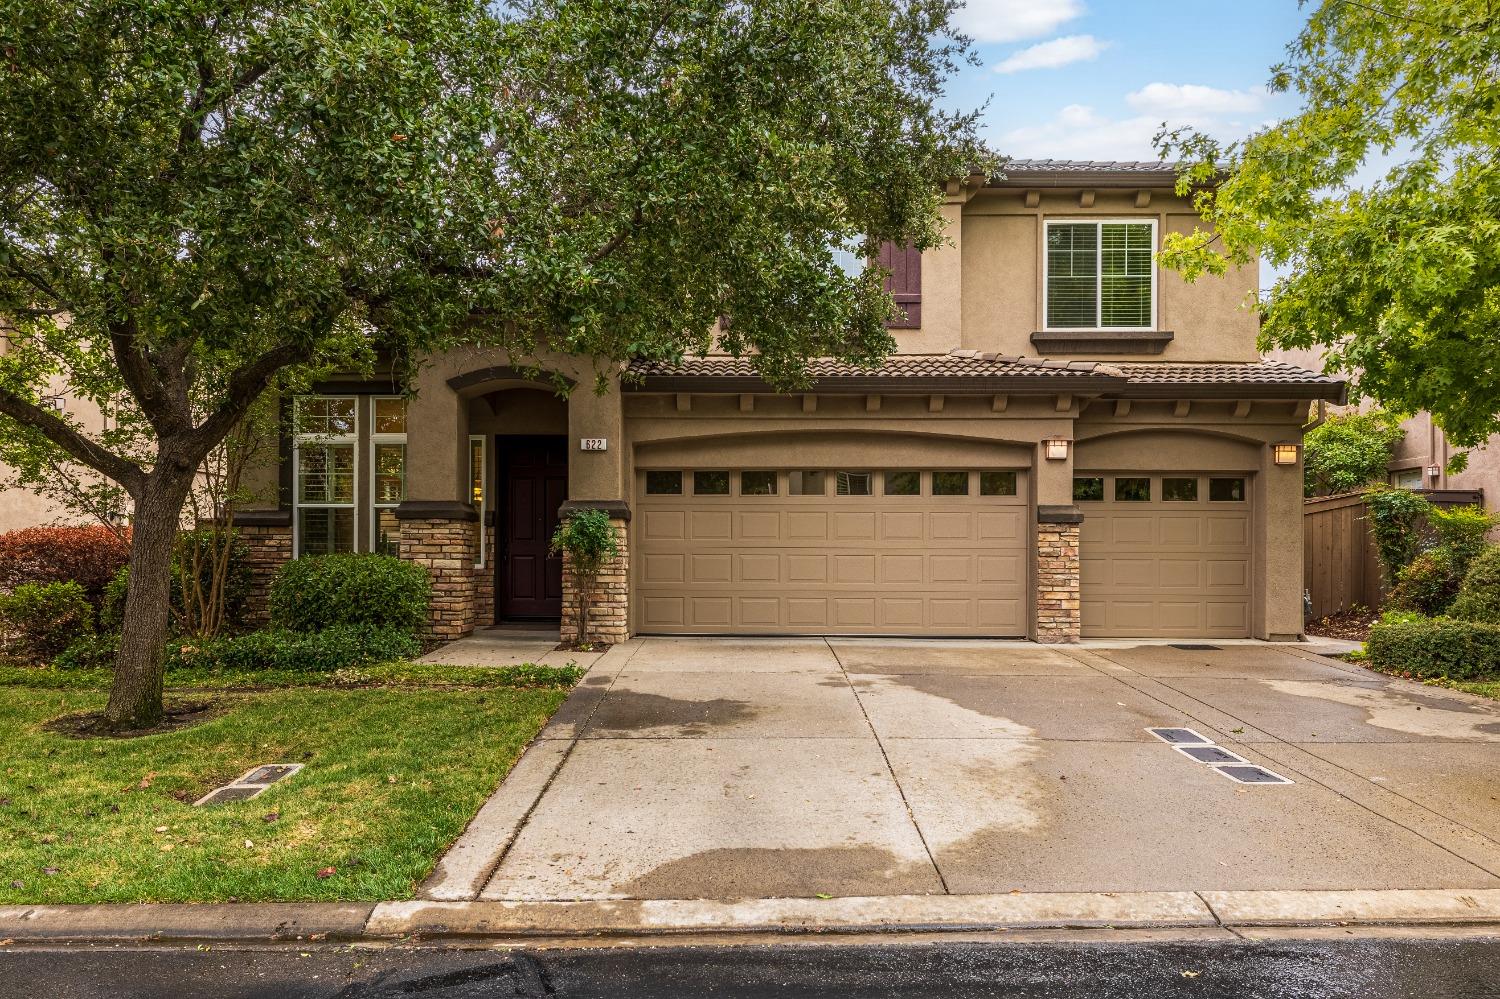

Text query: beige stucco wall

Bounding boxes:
[0,356,115,532]
[903,185,1258,362]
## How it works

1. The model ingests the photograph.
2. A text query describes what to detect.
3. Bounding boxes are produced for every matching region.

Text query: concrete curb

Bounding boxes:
[0,902,373,942]
[7,890,1500,944]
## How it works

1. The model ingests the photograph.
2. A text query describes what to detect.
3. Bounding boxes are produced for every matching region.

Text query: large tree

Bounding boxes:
[0,0,987,727]
[1157,0,1500,450]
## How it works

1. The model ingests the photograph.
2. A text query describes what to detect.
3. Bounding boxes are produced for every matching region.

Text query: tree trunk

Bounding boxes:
[104,477,191,729]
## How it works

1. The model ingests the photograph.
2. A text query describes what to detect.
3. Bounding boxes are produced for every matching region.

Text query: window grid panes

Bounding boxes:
[740,471,777,496]
[932,471,970,496]
[1045,220,1155,330]
[835,471,873,496]
[1114,477,1151,502]
[293,395,358,557]
[693,470,730,496]
[1210,477,1247,502]
[788,471,826,496]
[370,398,407,557]
[980,471,1018,496]
[645,470,683,495]
[884,471,920,496]
[468,436,486,567]
[1073,477,1105,501]
[1162,477,1199,501]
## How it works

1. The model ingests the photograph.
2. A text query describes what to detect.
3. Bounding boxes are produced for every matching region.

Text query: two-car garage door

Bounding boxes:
[636,468,1027,636]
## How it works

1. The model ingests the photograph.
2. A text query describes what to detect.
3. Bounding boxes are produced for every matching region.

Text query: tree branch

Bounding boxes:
[0,387,146,494]
[182,340,308,463]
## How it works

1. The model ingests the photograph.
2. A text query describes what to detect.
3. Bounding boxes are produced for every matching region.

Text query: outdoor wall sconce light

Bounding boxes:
[1273,442,1300,465]
[1044,437,1071,461]
[1428,465,1442,479]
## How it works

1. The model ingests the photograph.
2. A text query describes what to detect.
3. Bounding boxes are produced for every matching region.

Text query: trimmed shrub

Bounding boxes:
[1451,547,1500,625]
[0,581,94,663]
[170,624,421,673]
[53,632,120,670]
[1388,549,1466,616]
[1429,505,1499,566]
[269,554,430,635]
[0,525,129,603]
[1367,615,1500,681]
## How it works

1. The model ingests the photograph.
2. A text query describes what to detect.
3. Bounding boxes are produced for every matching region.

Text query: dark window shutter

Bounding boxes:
[878,242,922,329]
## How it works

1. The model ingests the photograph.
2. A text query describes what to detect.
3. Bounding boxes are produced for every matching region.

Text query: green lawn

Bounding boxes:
[0,664,576,904]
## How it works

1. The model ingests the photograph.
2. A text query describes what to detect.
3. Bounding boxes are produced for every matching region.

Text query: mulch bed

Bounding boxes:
[42,699,225,739]
[554,641,613,653]
[1305,607,1380,642]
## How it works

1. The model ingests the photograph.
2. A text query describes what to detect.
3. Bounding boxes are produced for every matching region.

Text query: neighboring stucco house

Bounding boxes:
[226,159,1345,644]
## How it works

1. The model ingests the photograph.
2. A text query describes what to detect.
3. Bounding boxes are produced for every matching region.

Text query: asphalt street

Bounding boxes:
[7,935,1500,999]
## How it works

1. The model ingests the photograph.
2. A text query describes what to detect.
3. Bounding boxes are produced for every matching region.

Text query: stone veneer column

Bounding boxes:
[235,512,293,627]
[558,502,630,646]
[1035,505,1083,643]
[395,502,479,643]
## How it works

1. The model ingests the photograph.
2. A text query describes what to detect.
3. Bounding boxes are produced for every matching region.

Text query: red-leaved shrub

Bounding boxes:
[0,525,130,602]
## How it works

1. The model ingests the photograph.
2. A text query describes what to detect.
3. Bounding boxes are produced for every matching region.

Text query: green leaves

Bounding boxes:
[1157,0,1500,448]
[1303,410,1406,497]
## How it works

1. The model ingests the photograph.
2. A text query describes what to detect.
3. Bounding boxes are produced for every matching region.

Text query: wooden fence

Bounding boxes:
[1303,488,1484,619]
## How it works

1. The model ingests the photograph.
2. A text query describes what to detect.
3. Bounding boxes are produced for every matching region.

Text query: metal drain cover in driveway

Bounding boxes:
[1147,727,1213,746]
[1175,745,1248,765]
[1215,764,1294,785]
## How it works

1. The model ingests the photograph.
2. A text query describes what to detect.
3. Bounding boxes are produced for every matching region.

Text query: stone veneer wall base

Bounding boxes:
[560,518,630,646]
[399,516,479,643]
[1035,521,1081,643]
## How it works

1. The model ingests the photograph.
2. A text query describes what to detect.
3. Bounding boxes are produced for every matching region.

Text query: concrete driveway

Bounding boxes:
[426,637,1500,903]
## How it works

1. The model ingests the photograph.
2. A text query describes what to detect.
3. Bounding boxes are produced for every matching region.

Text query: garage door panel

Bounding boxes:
[1080,471,1252,639]
[637,473,1027,636]
[691,510,732,539]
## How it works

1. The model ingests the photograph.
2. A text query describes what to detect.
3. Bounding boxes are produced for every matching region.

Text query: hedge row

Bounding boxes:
[1367,616,1500,681]
[168,625,422,673]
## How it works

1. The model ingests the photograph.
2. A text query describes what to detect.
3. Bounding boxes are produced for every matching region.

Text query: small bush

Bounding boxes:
[1388,549,1466,616]
[1365,487,1433,585]
[170,624,421,673]
[0,581,94,664]
[1367,615,1500,681]
[1429,505,1499,566]
[53,632,120,670]
[269,554,430,635]
[0,525,129,604]
[1451,547,1500,625]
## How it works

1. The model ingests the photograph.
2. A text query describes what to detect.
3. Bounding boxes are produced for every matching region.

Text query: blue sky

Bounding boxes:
[943,0,1309,161]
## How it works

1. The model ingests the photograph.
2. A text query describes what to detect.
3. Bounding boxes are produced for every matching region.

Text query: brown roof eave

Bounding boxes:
[1115,381,1348,404]
[990,171,1180,189]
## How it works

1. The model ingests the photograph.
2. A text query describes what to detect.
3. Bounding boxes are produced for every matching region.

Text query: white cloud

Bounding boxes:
[1125,82,1266,116]
[998,104,1168,161]
[953,0,1084,44]
[993,35,1109,74]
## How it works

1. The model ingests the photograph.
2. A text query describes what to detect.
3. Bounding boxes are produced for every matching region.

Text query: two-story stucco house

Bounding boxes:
[234,160,1346,645]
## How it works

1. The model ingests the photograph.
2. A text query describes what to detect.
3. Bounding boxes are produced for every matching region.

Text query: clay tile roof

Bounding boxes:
[1003,159,1178,174]
[623,351,1119,393]
[1114,361,1346,400]
[624,354,1345,401]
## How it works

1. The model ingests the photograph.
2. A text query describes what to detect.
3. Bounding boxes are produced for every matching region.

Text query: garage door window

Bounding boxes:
[836,471,873,496]
[741,471,777,495]
[981,471,1018,496]
[1209,477,1246,502]
[1074,477,1105,501]
[645,471,682,495]
[1163,477,1198,501]
[788,471,826,495]
[1114,477,1151,501]
[693,471,730,495]
[884,471,920,496]
[933,471,970,496]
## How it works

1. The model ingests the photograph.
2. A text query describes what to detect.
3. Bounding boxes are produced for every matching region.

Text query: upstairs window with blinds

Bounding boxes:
[1044,220,1156,330]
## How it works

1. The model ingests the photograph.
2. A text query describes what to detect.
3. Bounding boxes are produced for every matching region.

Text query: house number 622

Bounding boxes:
[579,438,608,451]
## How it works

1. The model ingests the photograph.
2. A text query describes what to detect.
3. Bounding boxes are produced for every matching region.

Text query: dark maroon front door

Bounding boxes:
[498,436,567,619]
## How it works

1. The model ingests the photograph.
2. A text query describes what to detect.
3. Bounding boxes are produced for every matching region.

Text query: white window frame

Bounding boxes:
[369,397,408,555]
[469,434,488,567]
[292,395,359,558]
[1042,218,1158,332]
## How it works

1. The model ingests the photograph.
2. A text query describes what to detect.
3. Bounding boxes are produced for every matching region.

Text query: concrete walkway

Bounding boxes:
[424,637,1500,906]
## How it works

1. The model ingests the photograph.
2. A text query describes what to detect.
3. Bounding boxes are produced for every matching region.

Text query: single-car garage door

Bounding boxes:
[636,468,1027,636]
[1077,472,1253,638]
